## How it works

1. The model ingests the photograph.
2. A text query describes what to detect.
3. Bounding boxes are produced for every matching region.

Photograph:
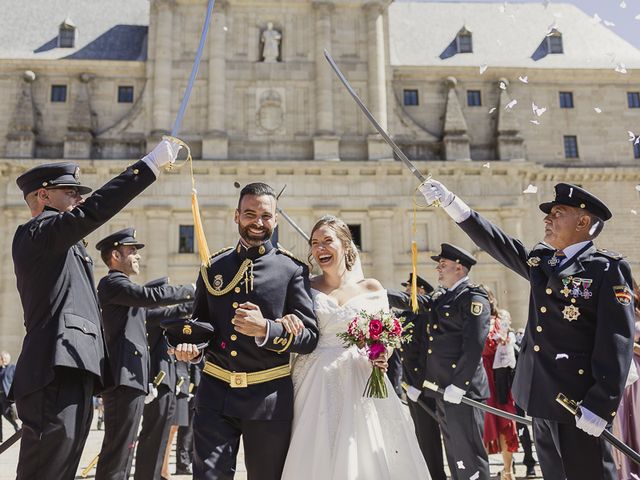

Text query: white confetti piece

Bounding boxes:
[523,184,538,194]
[530,119,541,125]
[555,353,569,360]
[592,13,602,24]
[532,102,547,117]
[479,64,488,74]
[635,185,640,192]
[636,14,640,20]
[457,460,466,470]
[470,471,480,480]
[628,131,636,142]
[518,75,529,84]
[615,63,627,74]
[483,162,490,168]
[499,81,507,90]
[489,107,497,114]
[604,20,616,27]
[505,99,518,110]
[223,26,228,31]
[594,107,602,113]
[620,0,627,8]
[631,210,638,215]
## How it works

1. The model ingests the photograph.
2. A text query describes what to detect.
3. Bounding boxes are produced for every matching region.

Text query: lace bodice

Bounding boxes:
[312,288,389,348]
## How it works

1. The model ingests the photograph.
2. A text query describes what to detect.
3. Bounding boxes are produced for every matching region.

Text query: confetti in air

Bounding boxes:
[499,81,507,90]
[620,0,627,7]
[479,64,488,74]
[530,119,541,125]
[628,131,637,142]
[555,353,569,360]
[489,107,497,114]
[532,102,547,117]
[523,184,538,194]
[594,107,602,113]
[632,210,638,215]
[518,75,529,83]
[470,472,480,480]
[457,461,466,470]
[505,99,518,110]
[603,20,616,27]
[635,185,640,192]
[615,63,628,74]
[483,162,491,168]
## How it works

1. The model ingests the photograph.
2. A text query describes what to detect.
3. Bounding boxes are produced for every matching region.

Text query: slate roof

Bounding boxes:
[0,0,149,61]
[389,1,640,69]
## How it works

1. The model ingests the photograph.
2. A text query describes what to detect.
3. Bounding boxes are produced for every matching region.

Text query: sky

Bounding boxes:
[418,0,640,48]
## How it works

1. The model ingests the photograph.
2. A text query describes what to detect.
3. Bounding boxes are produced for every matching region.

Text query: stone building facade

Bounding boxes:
[0,0,639,355]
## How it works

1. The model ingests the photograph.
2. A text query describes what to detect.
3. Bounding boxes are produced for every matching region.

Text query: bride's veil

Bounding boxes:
[350,240,365,281]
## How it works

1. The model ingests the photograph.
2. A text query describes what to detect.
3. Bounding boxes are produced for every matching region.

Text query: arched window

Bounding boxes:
[456,27,473,54]
[58,18,76,48]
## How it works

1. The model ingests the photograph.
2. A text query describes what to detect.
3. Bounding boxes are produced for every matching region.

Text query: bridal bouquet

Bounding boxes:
[337,309,412,398]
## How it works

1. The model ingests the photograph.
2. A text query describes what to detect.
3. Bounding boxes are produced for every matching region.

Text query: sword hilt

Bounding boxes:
[153,371,166,387]
[556,393,580,416]
[423,379,443,393]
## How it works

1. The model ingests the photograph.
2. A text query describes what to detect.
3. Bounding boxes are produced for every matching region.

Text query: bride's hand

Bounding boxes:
[276,314,305,336]
[371,351,389,373]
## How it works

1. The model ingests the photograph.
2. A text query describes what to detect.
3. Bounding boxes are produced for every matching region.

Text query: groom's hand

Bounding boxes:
[233,302,268,337]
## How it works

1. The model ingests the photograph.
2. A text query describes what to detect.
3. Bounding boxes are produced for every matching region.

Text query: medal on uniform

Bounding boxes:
[548,256,560,267]
[560,277,572,298]
[582,279,593,299]
[562,305,580,322]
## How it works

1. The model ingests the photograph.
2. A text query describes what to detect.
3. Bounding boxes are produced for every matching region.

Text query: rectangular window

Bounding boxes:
[347,224,362,250]
[563,135,579,159]
[559,91,574,109]
[51,85,67,103]
[634,138,640,159]
[118,86,134,103]
[628,92,640,108]
[457,34,473,53]
[179,225,194,254]
[58,28,75,48]
[547,35,563,54]
[467,90,482,107]
[403,89,419,106]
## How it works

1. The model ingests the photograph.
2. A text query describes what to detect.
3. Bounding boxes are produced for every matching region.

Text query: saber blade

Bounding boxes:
[171,0,216,137]
[323,49,426,183]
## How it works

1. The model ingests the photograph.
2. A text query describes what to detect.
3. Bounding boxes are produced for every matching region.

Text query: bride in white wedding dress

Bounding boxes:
[280,215,430,480]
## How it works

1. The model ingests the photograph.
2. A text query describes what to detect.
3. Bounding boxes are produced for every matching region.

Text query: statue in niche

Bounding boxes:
[261,22,281,63]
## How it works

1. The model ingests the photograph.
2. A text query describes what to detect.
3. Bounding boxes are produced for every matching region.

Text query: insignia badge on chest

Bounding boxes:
[182,325,192,335]
[613,285,632,306]
[213,274,224,292]
[527,257,541,267]
[548,256,561,267]
[562,305,581,322]
[470,302,484,316]
[560,276,593,299]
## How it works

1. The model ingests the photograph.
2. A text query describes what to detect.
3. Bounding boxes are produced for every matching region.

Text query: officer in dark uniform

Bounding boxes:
[388,274,447,480]
[94,229,195,480]
[421,180,635,480]
[11,140,180,479]
[389,244,491,480]
[173,182,318,480]
[175,360,202,475]
[134,278,193,480]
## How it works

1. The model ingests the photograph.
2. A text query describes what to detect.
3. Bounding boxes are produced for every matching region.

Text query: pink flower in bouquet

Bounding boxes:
[368,342,385,360]
[369,319,383,340]
[392,319,402,337]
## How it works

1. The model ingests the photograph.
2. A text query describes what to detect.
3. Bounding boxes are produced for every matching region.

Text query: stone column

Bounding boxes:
[369,208,394,285]
[364,1,392,160]
[497,78,525,161]
[312,1,340,161]
[145,208,171,280]
[443,77,471,161]
[203,1,229,159]
[500,210,529,329]
[64,72,94,159]
[6,70,37,158]
[150,0,174,145]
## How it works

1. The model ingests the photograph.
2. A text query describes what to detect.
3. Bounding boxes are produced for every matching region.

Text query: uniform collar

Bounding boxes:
[557,242,596,277]
[447,276,469,292]
[560,240,592,264]
[235,239,274,260]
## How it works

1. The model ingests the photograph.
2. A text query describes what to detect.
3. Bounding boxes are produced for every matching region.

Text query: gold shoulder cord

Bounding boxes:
[200,259,253,296]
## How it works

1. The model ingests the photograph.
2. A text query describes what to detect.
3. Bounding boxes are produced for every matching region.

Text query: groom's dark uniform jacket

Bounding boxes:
[193,240,318,420]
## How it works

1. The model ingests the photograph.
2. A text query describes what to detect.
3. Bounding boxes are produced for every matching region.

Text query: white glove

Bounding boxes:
[176,385,181,395]
[144,383,158,404]
[443,384,466,404]
[575,405,607,437]
[142,139,182,170]
[407,385,422,402]
[418,179,471,223]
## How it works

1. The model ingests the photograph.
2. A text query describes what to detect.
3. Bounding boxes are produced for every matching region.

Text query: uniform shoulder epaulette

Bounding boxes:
[208,246,234,261]
[467,284,489,297]
[276,247,306,265]
[595,249,625,260]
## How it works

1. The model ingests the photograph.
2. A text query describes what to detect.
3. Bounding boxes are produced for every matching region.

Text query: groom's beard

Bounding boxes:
[238,223,273,247]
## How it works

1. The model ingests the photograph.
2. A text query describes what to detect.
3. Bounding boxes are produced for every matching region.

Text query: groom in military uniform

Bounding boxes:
[420,180,635,480]
[173,182,318,480]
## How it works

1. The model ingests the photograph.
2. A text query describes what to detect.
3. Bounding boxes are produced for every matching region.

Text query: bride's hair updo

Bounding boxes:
[308,215,357,271]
